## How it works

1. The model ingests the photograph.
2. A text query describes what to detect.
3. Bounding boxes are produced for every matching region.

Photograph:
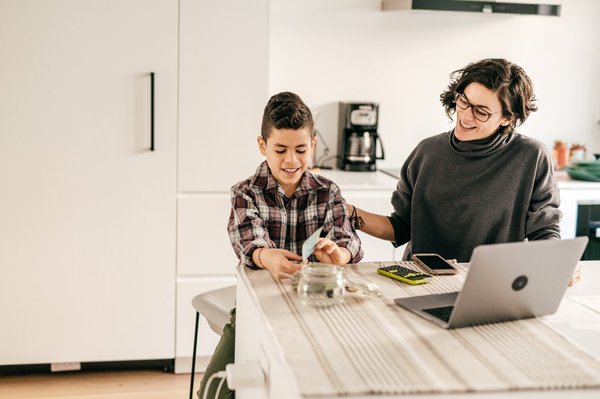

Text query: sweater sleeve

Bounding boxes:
[389,149,417,247]
[525,149,561,240]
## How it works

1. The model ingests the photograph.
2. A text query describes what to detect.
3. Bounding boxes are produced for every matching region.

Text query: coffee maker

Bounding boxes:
[338,102,385,171]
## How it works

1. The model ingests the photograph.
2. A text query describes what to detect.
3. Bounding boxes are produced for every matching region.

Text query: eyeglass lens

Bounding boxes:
[455,94,492,122]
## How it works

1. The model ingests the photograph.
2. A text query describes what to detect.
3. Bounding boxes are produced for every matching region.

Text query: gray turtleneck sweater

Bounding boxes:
[389,130,561,262]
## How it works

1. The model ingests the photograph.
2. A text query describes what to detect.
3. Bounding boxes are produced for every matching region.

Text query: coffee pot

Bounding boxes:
[338,102,385,171]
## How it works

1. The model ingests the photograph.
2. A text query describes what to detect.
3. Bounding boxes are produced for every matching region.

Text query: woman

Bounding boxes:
[349,58,561,263]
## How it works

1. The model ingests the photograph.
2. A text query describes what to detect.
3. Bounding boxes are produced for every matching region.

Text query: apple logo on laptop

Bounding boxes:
[512,275,528,291]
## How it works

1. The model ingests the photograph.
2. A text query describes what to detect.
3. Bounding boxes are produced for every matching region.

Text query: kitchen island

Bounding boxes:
[235,260,600,398]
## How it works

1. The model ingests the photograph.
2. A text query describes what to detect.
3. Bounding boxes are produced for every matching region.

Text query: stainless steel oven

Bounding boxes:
[576,202,600,259]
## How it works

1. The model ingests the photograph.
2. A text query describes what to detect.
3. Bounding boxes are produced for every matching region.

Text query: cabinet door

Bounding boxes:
[177,195,238,275]
[343,192,397,262]
[0,0,177,364]
[178,0,268,191]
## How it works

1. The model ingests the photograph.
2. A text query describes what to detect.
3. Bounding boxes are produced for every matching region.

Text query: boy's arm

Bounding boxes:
[323,185,364,263]
[228,186,275,269]
[228,186,303,277]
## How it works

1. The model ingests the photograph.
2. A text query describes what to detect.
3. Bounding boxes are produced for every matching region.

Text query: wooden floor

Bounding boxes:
[0,370,201,399]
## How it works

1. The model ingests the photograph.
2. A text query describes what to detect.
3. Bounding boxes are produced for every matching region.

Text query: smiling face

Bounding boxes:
[258,127,316,197]
[454,82,512,141]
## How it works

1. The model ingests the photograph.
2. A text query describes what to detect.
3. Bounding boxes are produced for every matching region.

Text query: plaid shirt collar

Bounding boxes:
[249,161,328,197]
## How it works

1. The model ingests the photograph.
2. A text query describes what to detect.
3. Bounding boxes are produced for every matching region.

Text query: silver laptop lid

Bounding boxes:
[447,237,588,328]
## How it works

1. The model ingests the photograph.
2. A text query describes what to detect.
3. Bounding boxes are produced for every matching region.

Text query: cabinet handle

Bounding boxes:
[150,72,155,151]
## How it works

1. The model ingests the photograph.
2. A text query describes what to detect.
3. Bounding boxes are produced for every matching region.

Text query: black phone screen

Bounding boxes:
[416,255,454,270]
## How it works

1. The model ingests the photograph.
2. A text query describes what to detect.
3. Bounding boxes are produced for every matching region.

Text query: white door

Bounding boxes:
[175,0,269,372]
[0,0,177,364]
[178,0,268,191]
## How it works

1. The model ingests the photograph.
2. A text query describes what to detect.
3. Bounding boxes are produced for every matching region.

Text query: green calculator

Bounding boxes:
[377,265,432,285]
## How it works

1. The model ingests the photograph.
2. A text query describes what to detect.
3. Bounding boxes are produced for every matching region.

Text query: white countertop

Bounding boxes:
[312,168,398,191]
[555,171,600,189]
[313,168,600,191]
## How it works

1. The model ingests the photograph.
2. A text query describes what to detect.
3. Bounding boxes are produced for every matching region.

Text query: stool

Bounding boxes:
[189,285,236,399]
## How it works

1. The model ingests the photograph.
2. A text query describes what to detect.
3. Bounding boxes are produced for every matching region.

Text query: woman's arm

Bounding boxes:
[347,204,396,242]
[526,148,561,240]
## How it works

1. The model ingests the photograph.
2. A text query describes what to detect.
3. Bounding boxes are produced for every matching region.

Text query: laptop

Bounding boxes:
[394,237,588,329]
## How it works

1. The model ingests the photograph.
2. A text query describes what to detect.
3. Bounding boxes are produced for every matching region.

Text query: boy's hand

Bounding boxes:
[313,238,351,265]
[261,248,303,279]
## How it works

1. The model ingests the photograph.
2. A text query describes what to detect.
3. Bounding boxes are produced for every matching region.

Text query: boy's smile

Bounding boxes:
[258,127,316,197]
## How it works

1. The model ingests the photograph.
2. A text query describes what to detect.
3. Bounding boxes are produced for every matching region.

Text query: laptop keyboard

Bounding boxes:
[423,306,454,322]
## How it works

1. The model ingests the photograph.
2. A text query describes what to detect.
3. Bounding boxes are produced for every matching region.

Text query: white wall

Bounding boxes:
[269,0,600,168]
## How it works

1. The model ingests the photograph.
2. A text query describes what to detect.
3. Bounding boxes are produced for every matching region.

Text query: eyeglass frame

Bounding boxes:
[454,92,500,123]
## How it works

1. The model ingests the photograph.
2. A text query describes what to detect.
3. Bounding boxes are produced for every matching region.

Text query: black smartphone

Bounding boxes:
[411,253,458,275]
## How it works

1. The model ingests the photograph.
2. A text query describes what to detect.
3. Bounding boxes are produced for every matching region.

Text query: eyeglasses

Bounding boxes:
[454,92,499,123]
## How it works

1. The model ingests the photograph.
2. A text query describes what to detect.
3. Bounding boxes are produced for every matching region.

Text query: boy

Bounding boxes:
[199,91,363,398]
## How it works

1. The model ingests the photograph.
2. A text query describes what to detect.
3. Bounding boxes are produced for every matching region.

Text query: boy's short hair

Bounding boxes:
[440,58,538,135]
[261,92,315,140]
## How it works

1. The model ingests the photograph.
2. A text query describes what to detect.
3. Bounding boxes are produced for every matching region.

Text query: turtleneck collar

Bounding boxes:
[449,129,514,158]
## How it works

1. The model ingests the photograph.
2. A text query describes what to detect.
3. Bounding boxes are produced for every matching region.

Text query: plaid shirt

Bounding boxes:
[228,161,363,269]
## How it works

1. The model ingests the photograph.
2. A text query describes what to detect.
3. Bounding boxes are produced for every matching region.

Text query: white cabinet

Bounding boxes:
[0,0,178,364]
[175,0,269,373]
[558,184,600,239]
[343,192,398,261]
[177,195,238,276]
[178,0,268,192]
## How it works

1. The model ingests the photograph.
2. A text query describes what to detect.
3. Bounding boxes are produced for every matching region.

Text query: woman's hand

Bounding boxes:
[313,238,351,265]
[568,262,582,287]
[345,203,396,242]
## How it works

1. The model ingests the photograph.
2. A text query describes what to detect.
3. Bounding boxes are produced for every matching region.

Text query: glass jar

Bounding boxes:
[296,263,345,307]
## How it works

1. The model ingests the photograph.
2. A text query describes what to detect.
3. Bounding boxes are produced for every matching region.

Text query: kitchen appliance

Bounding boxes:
[338,102,385,171]
[576,202,600,259]
[381,0,561,16]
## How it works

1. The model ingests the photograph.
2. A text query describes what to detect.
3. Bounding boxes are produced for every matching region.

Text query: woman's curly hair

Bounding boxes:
[440,58,538,135]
